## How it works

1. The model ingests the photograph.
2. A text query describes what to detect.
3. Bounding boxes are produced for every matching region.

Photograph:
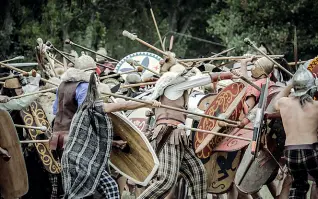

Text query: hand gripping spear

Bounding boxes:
[101,91,240,125]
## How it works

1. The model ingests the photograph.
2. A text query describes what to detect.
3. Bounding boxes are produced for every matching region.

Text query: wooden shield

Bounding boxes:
[20,102,61,174]
[214,85,283,152]
[205,151,242,194]
[234,143,277,194]
[109,112,159,186]
[194,82,246,159]
[0,110,28,198]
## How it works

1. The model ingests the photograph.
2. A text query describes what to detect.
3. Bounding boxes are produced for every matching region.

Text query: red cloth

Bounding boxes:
[245,78,275,102]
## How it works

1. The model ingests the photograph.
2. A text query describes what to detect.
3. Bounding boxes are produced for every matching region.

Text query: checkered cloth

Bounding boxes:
[96,170,119,198]
[139,141,207,199]
[61,100,118,198]
[284,148,318,198]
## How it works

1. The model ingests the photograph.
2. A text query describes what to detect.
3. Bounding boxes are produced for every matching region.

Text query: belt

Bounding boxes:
[156,119,184,126]
[285,143,318,150]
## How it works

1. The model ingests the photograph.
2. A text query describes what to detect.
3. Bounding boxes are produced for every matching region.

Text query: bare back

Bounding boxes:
[278,97,318,146]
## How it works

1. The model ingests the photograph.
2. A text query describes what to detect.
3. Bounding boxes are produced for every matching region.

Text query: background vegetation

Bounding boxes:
[1,0,318,62]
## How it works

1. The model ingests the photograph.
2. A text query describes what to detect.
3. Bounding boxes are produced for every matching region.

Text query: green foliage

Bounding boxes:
[207,0,318,60]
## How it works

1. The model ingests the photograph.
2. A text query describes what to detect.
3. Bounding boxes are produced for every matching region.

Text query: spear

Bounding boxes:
[244,38,293,77]
[178,55,284,62]
[126,59,161,76]
[14,124,47,131]
[177,125,252,141]
[65,39,118,62]
[101,91,240,125]
[148,0,164,50]
[1,56,24,63]
[8,88,56,100]
[99,67,143,80]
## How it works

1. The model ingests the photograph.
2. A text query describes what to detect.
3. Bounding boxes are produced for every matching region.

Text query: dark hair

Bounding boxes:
[298,89,315,107]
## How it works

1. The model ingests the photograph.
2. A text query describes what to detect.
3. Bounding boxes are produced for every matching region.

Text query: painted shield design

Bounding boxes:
[127,107,153,133]
[20,101,61,174]
[115,52,162,81]
[214,85,283,152]
[205,151,242,194]
[194,82,246,159]
[0,110,28,198]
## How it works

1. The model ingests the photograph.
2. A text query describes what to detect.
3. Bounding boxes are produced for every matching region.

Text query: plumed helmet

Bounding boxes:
[252,57,274,78]
[74,54,96,70]
[96,48,107,62]
[292,65,316,97]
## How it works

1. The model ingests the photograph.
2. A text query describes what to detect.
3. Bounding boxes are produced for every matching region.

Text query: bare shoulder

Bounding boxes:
[277,97,289,105]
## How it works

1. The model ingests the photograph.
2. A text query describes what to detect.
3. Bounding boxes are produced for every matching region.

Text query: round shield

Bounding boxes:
[194,82,246,159]
[115,52,162,81]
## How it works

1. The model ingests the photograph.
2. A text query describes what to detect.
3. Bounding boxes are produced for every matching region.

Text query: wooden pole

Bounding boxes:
[65,39,118,62]
[1,56,24,63]
[149,0,164,50]
[177,125,252,141]
[100,67,142,80]
[178,55,284,62]
[123,30,169,56]
[0,62,59,87]
[120,81,156,88]
[20,140,49,144]
[244,38,294,77]
[126,59,161,76]
[9,88,56,100]
[14,124,47,131]
[101,91,240,125]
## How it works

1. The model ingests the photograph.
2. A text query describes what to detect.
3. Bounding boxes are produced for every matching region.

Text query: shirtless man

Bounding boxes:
[274,66,318,198]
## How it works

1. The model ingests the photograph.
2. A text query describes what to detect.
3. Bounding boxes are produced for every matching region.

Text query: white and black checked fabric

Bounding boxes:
[139,142,207,199]
[61,100,118,198]
[96,170,120,199]
[284,149,318,198]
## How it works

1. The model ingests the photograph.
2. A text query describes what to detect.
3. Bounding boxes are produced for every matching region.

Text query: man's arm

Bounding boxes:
[240,57,254,79]
[103,100,160,113]
[53,88,58,115]
[75,83,89,106]
[274,83,293,111]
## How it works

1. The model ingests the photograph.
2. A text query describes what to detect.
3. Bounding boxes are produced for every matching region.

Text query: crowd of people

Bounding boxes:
[0,38,317,199]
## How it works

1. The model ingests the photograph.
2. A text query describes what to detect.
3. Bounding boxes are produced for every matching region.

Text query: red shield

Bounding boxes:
[194,82,246,159]
[214,85,282,152]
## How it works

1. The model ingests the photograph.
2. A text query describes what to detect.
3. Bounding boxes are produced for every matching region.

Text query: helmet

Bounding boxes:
[96,48,107,63]
[292,65,317,97]
[251,57,274,78]
[160,52,177,72]
[74,54,96,70]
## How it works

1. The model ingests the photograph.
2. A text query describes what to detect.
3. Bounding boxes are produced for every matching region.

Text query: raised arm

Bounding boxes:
[274,83,293,111]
